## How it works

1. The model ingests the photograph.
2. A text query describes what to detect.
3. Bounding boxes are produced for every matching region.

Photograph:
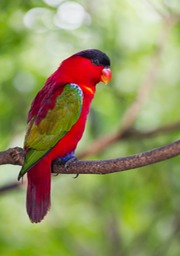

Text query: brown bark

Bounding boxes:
[0,140,179,175]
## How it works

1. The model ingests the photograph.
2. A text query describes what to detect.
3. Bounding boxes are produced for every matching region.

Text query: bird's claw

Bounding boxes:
[73,174,79,179]
[52,158,64,176]
[64,156,78,169]
[64,157,79,178]
[53,156,79,177]
[53,173,59,176]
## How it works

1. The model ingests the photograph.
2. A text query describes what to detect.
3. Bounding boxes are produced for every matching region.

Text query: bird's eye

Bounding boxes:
[92,59,100,65]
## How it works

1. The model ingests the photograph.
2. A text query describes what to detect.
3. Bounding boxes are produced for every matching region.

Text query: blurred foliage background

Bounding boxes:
[0,0,180,255]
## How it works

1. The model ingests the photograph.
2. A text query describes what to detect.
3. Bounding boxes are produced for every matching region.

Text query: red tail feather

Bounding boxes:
[26,158,51,223]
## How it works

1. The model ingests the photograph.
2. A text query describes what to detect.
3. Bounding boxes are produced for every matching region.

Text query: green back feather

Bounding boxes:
[18,83,83,179]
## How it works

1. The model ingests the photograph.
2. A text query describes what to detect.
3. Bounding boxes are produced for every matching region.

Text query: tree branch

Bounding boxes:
[0,140,179,175]
[54,140,180,174]
[0,147,24,166]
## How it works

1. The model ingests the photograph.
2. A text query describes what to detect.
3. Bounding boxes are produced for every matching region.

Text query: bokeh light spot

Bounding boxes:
[23,8,54,32]
[54,1,90,30]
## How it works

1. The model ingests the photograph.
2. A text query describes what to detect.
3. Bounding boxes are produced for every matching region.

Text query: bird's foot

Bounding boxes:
[64,156,79,179]
[52,158,66,176]
[53,152,79,178]
[64,156,78,169]
[64,157,79,178]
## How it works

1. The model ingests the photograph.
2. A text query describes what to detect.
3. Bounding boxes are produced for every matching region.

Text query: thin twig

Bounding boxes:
[122,121,180,139]
[0,182,21,193]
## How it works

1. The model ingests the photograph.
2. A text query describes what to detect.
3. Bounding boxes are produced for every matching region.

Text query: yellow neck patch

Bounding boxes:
[83,85,95,95]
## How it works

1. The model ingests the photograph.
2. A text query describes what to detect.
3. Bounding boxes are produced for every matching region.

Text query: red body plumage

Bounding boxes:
[19,50,111,223]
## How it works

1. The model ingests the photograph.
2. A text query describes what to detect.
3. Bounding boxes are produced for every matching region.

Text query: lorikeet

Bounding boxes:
[18,49,112,223]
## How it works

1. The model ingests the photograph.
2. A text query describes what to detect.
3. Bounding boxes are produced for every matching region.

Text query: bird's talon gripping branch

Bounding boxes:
[64,157,78,171]
[51,159,62,176]
[53,173,59,177]
[73,174,79,179]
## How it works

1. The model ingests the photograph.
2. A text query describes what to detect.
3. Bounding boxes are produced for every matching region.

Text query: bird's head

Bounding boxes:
[57,49,112,90]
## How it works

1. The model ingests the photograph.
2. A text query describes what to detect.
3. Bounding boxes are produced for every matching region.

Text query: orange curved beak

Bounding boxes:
[101,67,112,84]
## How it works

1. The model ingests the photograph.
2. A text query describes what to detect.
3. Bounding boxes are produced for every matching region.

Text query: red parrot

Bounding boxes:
[18,49,112,223]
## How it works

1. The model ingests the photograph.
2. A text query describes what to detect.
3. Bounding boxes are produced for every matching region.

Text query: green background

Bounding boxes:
[0,0,180,255]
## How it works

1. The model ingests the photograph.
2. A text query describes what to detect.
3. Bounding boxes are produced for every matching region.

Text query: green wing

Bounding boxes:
[18,83,83,179]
